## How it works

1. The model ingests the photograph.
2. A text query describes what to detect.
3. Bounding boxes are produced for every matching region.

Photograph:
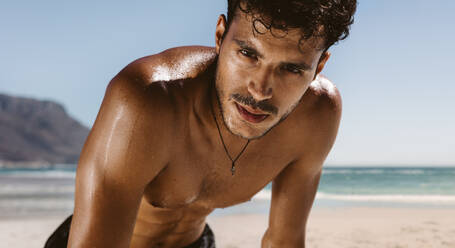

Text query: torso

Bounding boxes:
[122,46,333,248]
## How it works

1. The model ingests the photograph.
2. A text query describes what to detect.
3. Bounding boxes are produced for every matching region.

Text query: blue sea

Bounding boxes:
[1,166,454,218]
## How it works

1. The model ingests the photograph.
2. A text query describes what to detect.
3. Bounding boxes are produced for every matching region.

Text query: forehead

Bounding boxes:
[226,10,324,61]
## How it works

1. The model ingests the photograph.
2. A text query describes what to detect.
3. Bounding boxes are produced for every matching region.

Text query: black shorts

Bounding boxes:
[44,214,216,248]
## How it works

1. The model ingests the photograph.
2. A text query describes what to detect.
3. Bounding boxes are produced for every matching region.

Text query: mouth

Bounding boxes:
[235,102,269,123]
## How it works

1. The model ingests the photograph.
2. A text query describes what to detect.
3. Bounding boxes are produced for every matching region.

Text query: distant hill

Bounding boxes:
[0,93,90,168]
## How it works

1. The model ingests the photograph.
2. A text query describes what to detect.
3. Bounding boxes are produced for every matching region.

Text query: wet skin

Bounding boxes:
[67,10,341,248]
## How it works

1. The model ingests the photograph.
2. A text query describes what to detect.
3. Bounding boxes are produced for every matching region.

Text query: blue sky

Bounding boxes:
[1,1,454,165]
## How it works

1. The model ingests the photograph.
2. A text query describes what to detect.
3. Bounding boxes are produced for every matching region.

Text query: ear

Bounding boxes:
[215,14,227,55]
[314,51,331,79]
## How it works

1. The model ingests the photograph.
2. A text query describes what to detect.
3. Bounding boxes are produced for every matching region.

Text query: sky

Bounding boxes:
[1,1,454,166]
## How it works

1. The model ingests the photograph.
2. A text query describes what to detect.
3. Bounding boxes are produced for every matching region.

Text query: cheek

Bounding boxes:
[217,57,248,92]
[275,78,312,111]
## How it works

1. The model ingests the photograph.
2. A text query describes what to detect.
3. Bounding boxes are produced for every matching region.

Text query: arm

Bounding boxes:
[262,161,322,248]
[261,86,342,248]
[67,72,170,248]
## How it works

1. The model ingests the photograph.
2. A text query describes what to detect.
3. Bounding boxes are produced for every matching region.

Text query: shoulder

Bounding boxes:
[307,74,342,115]
[119,46,217,84]
[292,74,342,131]
[93,46,218,150]
[284,75,342,164]
[103,46,217,120]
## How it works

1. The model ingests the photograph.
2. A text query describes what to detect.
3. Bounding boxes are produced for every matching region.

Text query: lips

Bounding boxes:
[235,102,269,123]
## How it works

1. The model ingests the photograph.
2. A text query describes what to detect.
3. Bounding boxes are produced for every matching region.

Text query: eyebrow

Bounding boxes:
[233,39,264,58]
[233,38,312,71]
[283,61,312,71]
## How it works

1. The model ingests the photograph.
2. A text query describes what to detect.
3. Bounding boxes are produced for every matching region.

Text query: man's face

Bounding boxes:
[214,10,329,139]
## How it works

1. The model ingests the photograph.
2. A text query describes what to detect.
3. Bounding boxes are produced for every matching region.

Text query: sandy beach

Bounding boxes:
[2,207,454,248]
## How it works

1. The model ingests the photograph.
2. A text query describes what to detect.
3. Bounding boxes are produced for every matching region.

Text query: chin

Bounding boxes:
[221,102,277,140]
[228,123,266,140]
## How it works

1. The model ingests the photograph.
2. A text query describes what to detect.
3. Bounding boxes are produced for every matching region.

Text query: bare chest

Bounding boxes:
[142,144,292,210]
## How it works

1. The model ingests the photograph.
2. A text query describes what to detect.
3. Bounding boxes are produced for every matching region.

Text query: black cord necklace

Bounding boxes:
[210,93,250,175]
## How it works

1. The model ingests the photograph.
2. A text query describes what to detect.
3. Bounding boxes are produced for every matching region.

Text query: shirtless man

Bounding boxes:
[45,1,356,247]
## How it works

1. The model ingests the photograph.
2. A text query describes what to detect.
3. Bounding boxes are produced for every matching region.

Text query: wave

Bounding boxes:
[253,189,455,203]
[322,169,426,175]
[317,192,455,203]
[0,170,76,179]
[0,185,75,195]
[253,190,272,200]
[323,169,384,175]
[392,169,426,175]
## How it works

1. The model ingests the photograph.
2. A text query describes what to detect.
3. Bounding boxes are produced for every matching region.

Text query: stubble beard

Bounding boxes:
[213,68,305,140]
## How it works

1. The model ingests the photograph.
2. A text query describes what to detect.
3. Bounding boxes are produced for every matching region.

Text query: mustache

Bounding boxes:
[230,93,278,115]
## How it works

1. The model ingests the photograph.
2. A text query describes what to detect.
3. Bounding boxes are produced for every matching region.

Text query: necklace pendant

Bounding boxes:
[231,162,236,175]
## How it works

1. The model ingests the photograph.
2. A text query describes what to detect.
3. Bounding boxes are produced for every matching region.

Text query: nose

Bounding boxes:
[247,67,273,101]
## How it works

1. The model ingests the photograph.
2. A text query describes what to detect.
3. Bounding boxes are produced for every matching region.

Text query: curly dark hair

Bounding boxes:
[226,0,357,50]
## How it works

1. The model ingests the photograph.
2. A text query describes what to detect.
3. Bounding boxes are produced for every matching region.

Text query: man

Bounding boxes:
[45,0,356,247]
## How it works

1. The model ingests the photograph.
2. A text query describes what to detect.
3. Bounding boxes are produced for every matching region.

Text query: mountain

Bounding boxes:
[0,93,90,168]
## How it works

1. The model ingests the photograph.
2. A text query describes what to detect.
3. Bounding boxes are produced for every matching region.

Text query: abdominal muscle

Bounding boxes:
[129,197,213,248]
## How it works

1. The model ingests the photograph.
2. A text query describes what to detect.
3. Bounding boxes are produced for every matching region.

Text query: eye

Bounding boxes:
[239,49,257,59]
[283,64,303,75]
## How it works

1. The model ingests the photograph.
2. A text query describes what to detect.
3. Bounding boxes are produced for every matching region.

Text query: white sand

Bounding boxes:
[2,208,455,248]
[208,208,455,248]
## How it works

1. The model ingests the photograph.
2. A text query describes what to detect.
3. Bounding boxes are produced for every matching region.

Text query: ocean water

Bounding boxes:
[1,166,454,218]
[0,168,76,218]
